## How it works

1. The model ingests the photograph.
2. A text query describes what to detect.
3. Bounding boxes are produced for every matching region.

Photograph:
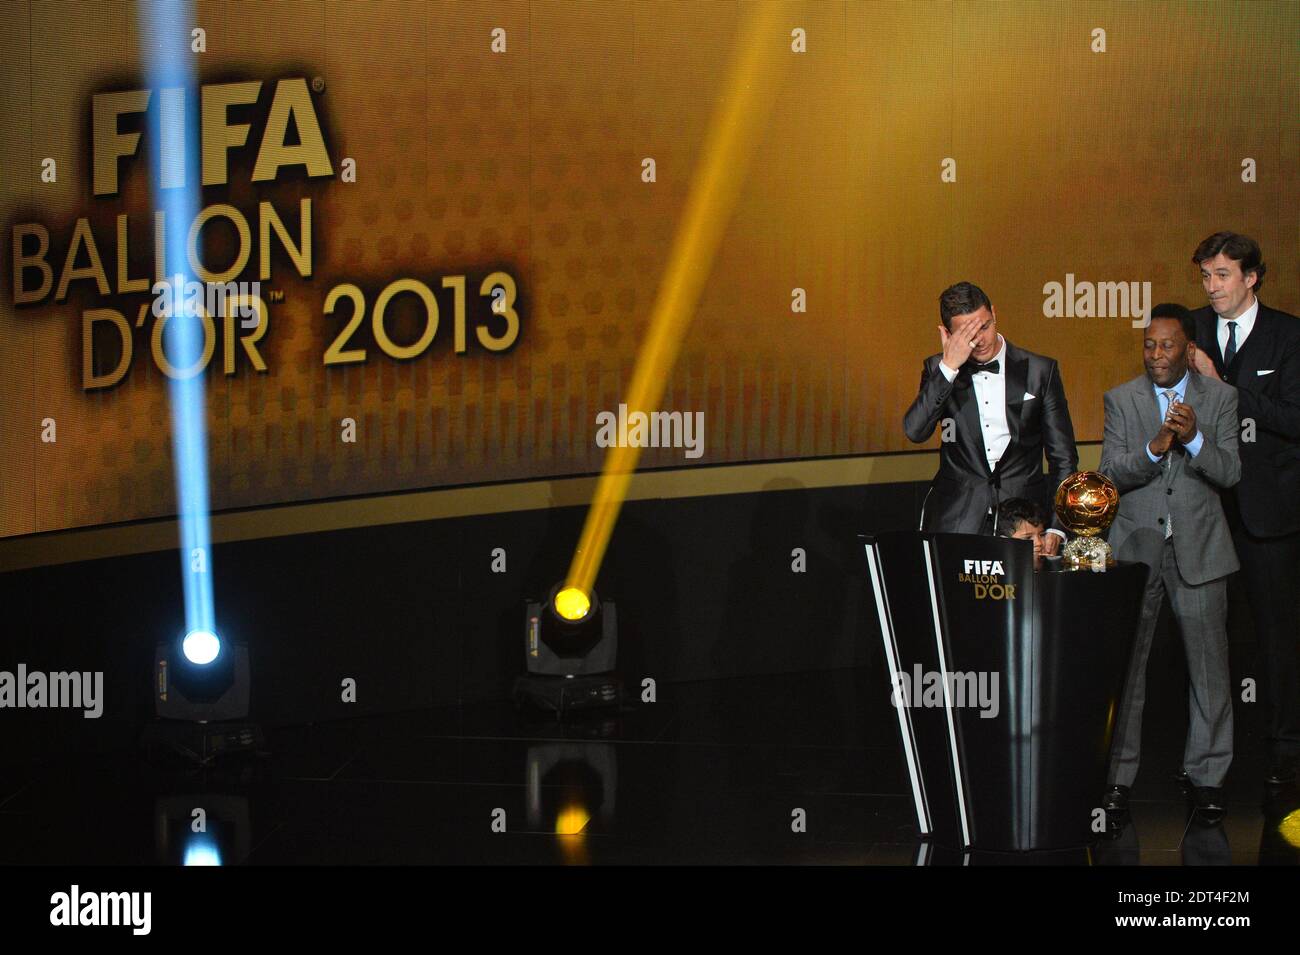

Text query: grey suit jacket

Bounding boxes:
[1098,372,1241,586]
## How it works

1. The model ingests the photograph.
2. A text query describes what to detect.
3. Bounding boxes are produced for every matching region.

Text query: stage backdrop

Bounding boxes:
[2,0,1297,538]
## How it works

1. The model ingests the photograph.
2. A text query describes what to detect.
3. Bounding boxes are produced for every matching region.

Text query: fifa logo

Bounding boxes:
[959,559,1016,600]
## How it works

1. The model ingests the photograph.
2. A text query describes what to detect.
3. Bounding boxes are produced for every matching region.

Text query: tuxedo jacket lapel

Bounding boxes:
[1232,307,1275,377]
[953,371,992,476]
[1003,346,1028,453]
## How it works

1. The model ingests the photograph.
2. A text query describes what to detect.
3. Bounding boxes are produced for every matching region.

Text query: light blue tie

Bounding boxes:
[1160,388,1178,431]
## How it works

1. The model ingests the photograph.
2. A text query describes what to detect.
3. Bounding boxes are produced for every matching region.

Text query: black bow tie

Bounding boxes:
[965,359,1000,375]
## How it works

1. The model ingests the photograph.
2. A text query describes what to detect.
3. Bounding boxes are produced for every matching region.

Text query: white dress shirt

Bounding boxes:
[1218,295,1259,357]
[939,334,1010,472]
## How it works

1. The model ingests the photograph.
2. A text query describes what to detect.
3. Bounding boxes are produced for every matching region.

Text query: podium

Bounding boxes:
[862,531,1146,851]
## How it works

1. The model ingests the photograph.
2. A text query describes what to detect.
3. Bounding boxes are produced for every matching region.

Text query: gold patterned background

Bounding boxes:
[1,0,1297,538]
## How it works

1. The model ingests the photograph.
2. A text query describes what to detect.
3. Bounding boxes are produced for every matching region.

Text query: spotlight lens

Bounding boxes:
[182,629,221,665]
[554,587,591,622]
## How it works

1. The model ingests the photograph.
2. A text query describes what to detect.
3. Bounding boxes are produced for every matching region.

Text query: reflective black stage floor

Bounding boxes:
[2,665,1297,866]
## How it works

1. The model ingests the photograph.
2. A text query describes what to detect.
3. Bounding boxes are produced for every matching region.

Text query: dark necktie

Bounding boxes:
[1223,321,1238,366]
[966,360,999,375]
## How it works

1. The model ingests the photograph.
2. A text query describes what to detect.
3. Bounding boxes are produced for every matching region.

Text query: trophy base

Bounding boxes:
[1063,536,1114,570]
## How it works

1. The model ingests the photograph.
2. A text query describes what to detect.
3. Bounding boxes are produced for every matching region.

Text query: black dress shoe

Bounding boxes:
[1192,786,1226,825]
[1265,755,1298,787]
[1103,784,1131,815]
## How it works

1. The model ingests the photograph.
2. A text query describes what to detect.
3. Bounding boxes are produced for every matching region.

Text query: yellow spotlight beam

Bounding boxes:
[566,3,787,596]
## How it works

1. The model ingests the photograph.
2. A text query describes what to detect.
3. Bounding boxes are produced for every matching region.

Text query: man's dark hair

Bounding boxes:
[1192,231,1266,292]
[939,282,992,331]
[996,498,1046,538]
[1147,302,1195,342]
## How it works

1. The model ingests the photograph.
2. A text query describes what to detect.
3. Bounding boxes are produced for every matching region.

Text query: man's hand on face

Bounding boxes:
[1189,347,1221,380]
[1148,424,1177,458]
[1166,400,1198,444]
[939,314,981,372]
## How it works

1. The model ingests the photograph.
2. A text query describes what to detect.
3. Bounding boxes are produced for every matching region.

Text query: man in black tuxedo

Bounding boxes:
[903,282,1078,549]
[1188,232,1300,786]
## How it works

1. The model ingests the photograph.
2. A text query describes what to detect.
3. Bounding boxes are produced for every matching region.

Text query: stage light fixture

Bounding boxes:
[514,583,622,715]
[532,583,616,674]
[145,628,262,765]
[154,629,250,722]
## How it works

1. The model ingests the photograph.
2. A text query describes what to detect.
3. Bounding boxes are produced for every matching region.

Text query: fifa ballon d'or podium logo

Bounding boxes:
[1054,471,1120,569]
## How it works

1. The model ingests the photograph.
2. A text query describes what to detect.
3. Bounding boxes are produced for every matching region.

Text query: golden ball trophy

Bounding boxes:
[1054,471,1120,569]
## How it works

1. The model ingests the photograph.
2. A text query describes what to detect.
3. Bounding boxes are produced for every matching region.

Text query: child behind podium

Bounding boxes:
[995,497,1047,562]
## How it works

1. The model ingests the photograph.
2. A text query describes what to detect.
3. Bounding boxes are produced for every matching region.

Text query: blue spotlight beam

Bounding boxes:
[139,2,215,638]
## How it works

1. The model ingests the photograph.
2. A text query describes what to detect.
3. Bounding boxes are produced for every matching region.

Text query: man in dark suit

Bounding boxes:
[1187,232,1300,786]
[1100,304,1241,824]
[903,281,1078,550]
